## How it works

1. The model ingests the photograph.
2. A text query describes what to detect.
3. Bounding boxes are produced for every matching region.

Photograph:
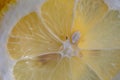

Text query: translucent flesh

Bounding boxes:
[14,50,120,80]
[79,10,120,49]
[14,54,71,80]
[81,49,120,80]
[72,0,108,36]
[69,56,101,80]
[6,0,120,80]
[14,55,102,80]
[41,0,74,40]
[7,12,62,59]
[78,10,120,80]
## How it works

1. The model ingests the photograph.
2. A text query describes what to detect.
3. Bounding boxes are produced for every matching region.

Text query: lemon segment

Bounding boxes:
[13,54,72,80]
[70,56,101,80]
[79,10,120,49]
[81,50,120,80]
[41,0,74,40]
[7,12,62,59]
[72,0,108,36]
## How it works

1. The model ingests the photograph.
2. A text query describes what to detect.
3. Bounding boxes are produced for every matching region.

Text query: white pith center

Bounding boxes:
[60,32,81,58]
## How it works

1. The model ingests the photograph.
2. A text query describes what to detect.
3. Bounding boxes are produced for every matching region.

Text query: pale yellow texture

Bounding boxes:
[79,10,120,49]
[41,0,74,40]
[3,0,120,80]
[7,12,61,59]
[72,0,108,36]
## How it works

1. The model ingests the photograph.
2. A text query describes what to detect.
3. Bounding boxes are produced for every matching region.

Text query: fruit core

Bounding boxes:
[60,31,81,58]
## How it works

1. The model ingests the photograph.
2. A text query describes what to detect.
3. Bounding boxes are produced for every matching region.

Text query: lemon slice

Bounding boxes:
[0,0,120,80]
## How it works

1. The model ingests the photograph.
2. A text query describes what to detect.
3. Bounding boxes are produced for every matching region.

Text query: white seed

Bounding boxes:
[71,31,81,44]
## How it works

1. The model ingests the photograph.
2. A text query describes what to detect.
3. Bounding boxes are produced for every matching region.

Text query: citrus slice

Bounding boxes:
[0,0,120,80]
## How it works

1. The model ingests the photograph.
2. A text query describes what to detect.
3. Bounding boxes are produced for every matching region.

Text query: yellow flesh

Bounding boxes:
[40,0,74,40]
[72,0,108,36]
[7,12,62,59]
[5,0,120,80]
[79,10,120,49]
